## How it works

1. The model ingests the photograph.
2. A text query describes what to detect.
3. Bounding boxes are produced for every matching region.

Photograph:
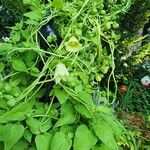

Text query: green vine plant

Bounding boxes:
[0,0,136,150]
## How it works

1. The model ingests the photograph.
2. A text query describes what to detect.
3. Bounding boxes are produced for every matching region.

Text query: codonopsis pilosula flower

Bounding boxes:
[54,63,69,84]
[65,36,82,52]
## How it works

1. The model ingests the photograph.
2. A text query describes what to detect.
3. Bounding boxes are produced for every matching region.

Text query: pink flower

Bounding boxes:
[141,76,150,88]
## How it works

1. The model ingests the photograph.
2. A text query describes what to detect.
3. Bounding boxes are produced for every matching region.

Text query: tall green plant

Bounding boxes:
[0,0,136,149]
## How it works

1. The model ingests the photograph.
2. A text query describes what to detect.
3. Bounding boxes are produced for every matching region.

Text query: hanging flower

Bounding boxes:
[65,36,82,52]
[54,63,69,84]
[141,75,150,88]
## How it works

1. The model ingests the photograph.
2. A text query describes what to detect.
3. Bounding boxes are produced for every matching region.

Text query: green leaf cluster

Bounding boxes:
[0,0,136,149]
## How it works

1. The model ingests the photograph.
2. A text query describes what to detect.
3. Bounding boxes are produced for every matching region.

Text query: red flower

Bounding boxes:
[119,85,127,94]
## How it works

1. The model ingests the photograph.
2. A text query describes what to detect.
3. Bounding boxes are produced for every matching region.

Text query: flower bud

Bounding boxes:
[54,63,69,84]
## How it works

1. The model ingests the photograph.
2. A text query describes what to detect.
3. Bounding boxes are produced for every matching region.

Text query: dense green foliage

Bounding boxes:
[0,0,25,38]
[0,0,149,149]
